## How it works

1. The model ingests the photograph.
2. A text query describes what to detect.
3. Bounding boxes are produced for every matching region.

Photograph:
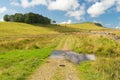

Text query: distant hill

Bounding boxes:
[81,22,103,27]
[61,22,105,30]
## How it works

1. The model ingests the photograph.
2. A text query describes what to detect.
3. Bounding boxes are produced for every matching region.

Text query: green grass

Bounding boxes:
[0,22,119,80]
[77,57,120,80]
[0,34,61,80]
[0,48,53,80]
[72,34,120,56]
[69,34,120,80]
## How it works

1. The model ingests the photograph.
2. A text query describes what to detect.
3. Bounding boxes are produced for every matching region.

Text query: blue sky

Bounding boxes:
[0,0,120,28]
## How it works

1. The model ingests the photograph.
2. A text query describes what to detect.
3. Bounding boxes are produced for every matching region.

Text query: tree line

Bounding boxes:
[4,12,51,24]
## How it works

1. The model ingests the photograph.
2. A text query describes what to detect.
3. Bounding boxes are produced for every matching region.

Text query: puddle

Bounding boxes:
[49,50,65,58]
[50,50,96,64]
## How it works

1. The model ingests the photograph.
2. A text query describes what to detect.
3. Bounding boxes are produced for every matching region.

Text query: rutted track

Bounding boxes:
[28,35,80,80]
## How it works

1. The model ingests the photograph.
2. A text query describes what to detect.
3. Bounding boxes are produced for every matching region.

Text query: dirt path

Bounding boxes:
[52,59,79,80]
[28,35,80,80]
[56,35,75,51]
[28,58,61,80]
[28,58,80,80]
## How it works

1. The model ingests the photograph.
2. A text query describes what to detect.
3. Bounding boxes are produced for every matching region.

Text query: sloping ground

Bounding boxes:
[0,22,107,38]
[61,22,106,30]
[0,22,119,80]
[0,22,57,37]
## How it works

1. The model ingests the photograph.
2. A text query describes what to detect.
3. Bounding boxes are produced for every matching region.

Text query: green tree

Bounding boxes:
[24,12,37,23]
[4,15,10,22]
[14,13,24,22]
[3,12,51,24]
[9,15,14,22]
[52,20,56,24]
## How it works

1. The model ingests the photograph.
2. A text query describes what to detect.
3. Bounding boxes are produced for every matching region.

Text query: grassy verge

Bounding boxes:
[72,34,120,56]
[0,48,53,80]
[77,57,120,80]
[0,34,61,80]
[70,34,120,80]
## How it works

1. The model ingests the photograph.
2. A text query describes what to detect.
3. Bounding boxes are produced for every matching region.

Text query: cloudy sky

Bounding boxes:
[0,0,120,28]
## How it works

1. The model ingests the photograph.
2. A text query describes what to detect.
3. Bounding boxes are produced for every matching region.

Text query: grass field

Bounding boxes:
[54,34,120,80]
[0,22,119,80]
[72,34,120,56]
[70,34,120,80]
[0,34,62,80]
[0,22,57,37]
[0,49,52,80]
[77,57,120,80]
[0,22,107,38]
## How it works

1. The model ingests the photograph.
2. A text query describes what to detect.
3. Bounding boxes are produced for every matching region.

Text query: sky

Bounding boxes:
[0,0,120,28]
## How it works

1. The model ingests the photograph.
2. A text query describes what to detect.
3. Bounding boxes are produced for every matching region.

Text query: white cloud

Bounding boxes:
[115,22,120,29]
[48,0,85,20]
[9,0,120,20]
[20,0,47,8]
[0,18,4,22]
[48,0,79,11]
[60,20,72,24]
[93,20,102,24]
[115,26,120,29]
[10,1,19,6]
[86,0,98,3]
[116,0,120,12]
[19,0,80,11]
[87,0,115,17]
[66,4,85,20]
[0,7,7,13]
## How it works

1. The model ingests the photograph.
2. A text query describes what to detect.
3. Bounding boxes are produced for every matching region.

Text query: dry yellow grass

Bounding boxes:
[61,22,106,30]
[0,22,108,38]
[0,22,57,37]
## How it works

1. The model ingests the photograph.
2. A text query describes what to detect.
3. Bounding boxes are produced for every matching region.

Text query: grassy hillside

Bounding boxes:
[61,22,106,30]
[0,22,119,80]
[0,22,107,38]
[0,22,57,37]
